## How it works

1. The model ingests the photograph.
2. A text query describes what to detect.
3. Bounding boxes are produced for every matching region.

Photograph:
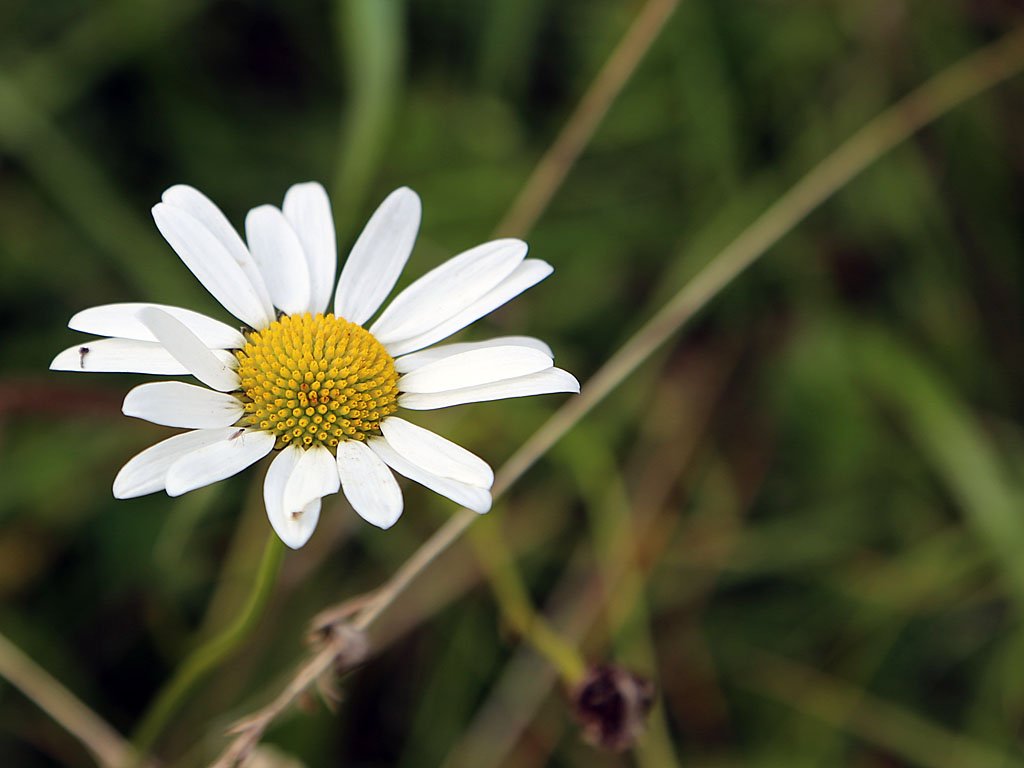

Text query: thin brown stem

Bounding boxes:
[0,631,142,768]
[494,0,681,238]
[209,624,368,768]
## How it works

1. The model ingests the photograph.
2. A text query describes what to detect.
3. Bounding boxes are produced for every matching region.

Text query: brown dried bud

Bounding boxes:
[569,664,655,751]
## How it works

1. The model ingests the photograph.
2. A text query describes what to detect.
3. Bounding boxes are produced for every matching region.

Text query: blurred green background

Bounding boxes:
[1,0,1024,766]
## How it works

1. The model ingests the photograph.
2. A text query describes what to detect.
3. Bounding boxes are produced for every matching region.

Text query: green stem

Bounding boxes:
[332,0,403,234]
[469,516,587,686]
[131,532,285,758]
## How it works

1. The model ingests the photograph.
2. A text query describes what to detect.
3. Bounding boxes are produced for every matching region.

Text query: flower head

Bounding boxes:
[52,183,578,548]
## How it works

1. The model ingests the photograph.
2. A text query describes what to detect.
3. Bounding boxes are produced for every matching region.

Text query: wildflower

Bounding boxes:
[52,183,578,548]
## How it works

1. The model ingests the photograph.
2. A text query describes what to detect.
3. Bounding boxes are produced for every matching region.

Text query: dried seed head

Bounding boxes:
[569,664,655,752]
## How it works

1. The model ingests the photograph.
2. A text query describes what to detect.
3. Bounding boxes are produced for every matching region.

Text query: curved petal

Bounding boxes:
[138,308,240,392]
[384,259,552,357]
[165,428,275,496]
[69,303,245,349]
[283,182,337,315]
[398,346,552,394]
[153,201,274,329]
[380,417,493,488]
[245,205,312,315]
[334,187,421,325]
[394,336,553,373]
[161,185,275,318]
[282,443,340,514]
[399,367,580,410]
[369,238,526,344]
[123,382,244,428]
[264,445,322,549]
[335,439,403,529]
[52,338,191,374]
[368,437,491,513]
[113,427,241,498]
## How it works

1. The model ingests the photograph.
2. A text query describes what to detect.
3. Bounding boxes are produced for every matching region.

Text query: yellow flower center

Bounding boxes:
[235,312,399,450]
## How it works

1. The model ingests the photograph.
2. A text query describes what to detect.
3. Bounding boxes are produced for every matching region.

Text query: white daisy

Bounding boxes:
[51,183,578,549]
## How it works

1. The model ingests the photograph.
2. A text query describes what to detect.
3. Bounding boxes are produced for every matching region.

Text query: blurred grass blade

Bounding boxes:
[333,0,404,234]
[740,648,1024,768]
[849,324,1024,606]
[0,631,139,768]
[477,0,546,95]
[0,75,192,302]
[12,0,212,116]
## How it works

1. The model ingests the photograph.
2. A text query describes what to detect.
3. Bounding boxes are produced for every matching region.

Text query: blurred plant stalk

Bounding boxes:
[0,631,143,768]
[130,533,285,759]
[469,515,588,686]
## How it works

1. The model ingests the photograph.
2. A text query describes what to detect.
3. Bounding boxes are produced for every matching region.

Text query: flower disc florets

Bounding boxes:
[235,312,399,449]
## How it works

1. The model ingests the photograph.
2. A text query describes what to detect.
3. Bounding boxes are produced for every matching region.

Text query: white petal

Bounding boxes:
[245,205,312,315]
[161,185,275,319]
[334,187,421,325]
[384,259,553,356]
[123,382,244,428]
[153,201,274,329]
[369,437,491,514]
[369,238,526,344]
[264,446,322,549]
[398,346,552,394]
[51,338,190,374]
[283,182,337,315]
[399,367,580,410]
[69,303,245,349]
[335,439,403,529]
[282,443,340,514]
[380,417,493,488]
[165,429,275,496]
[394,336,553,373]
[138,308,240,392]
[113,428,240,498]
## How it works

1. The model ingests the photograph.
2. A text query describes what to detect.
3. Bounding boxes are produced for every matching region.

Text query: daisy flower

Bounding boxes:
[51,183,578,548]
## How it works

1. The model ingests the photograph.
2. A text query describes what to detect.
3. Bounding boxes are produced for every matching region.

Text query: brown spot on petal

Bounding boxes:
[570,664,655,752]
